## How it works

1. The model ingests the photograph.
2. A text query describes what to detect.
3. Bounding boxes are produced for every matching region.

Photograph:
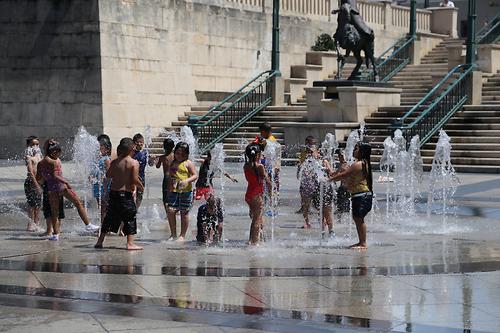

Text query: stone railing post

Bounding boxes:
[263,0,272,13]
[381,0,393,30]
[428,7,458,37]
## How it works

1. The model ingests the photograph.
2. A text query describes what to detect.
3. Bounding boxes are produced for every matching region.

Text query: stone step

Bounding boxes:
[366,116,500,124]
[367,135,500,144]
[367,129,500,137]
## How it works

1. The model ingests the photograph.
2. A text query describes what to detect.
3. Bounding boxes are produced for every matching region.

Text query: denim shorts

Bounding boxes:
[167,191,193,212]
[351,192,373,219]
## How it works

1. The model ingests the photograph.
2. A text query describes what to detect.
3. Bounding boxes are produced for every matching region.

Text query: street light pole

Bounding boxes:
[465,0,477,64]
[271,0,280,75]
[409,0,417,37]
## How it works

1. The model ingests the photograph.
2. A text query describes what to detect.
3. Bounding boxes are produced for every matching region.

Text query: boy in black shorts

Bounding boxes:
[95,138,144,250]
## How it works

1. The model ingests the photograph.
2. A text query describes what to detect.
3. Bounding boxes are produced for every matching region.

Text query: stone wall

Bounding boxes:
[98,0,407,145]
[0,0,102,158]
[0,0,416,157]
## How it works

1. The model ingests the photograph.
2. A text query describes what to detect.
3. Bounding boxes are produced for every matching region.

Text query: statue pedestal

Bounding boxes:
[306,80,402,123]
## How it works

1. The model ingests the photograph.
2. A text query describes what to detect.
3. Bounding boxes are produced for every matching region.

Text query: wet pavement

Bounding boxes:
[1,161,500,332]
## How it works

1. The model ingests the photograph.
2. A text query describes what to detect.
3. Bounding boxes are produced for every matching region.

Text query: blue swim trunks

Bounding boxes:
[167,191,193,212]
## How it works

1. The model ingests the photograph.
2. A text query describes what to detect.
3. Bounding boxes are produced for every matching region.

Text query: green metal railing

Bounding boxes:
[477,13,500,44]
[391,64,476,147]
[361,35,415,82]
[189,70,277,153]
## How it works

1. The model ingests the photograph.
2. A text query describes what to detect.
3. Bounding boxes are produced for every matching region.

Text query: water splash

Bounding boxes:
[180,126,199,161]
[428,130,459,227]
[344,124,364,164]
[320,133,338,167]
[263,140,282,244]
[210,143,226,247]
[72,126,100,215]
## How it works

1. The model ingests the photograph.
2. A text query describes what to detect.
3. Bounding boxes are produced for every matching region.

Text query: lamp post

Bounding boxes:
[465,0,477,64]
[424,0,429,8]
[409,0,417,37]
[271,0,280,74]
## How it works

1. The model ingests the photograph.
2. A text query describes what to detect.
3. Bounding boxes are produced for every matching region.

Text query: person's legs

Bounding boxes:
[126,234,143,250]
[167,208,177,238]
[48,193,61,236]
[248,196,263,245]
[323,205,333,232]
[63,189,90,226]
[351,216,367,249]
[178,211,189,240]
[301,195,312,228]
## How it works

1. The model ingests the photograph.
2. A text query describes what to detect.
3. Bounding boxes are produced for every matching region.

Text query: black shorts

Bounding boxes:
[162,176,169,204]
[335,185,351,214]
[102,191,137,235]
[351,192,373,219]
[42,184,65,219]
[24,178,41,208]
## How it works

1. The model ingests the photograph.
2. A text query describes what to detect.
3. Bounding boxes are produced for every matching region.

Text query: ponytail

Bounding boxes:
[245,144,261,176]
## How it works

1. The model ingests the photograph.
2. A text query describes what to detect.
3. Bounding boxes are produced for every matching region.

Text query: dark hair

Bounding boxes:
[133,133,144,142]
[245,144,261,176]
[43,139,56,156]
[174,142,190,160]
[305,135,316,145]
[26,136,38,146]
[259,122,272,133]
[357,142,373,193]
[163,138,175,153]
[117,137,135,157]
[97,134,110,142]
[47,143,62,157]
[99,138,112,156]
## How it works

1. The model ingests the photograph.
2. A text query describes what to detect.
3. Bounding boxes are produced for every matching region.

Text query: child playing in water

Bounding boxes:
[195,151,237,201]
[334,150,351,224]
[257,123,280,217]
[166,142,198,242]
[24,136,43,232]
[95,138,145,250]
[296,136,317,215]
[298,145,335,236]
[156,138,175,216]
[330,142,373,249]
[91,137,112,222]
[244,144,271,245]
[37,139,64,236]
[41,143,99,240]
[196,195,224,244]
[132,133,154,209]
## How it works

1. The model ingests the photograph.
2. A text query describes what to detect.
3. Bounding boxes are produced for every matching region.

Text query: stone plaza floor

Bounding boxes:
[0,160,500,332]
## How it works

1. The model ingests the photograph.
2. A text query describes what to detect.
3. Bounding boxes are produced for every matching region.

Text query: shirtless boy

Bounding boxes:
[24,136,43,231]
[95,138,145,250]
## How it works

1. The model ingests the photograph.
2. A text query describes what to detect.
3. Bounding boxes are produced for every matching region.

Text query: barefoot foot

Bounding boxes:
[126,243,143,251]
[94,243,103,249]
[175,236,185,243]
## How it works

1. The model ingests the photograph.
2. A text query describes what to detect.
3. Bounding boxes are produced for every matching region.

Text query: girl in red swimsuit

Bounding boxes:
[244,144,271,245]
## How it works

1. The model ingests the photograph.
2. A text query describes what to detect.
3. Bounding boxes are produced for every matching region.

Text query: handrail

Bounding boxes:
[477,14,500,45]
[189,70,278,153]
[391,64,476,147]
[195,70,276,123]
[360,35,415,82]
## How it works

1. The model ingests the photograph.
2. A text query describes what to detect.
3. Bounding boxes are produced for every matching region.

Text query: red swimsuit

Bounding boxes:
[244,167,264,203]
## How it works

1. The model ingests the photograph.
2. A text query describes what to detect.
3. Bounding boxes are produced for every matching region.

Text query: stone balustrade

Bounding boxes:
[223,0,432,33]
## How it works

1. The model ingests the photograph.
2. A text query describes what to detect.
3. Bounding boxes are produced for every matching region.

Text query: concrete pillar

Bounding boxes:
[466,70,483,106]
[447,44,465,70]
[410,39,422,65]
[477,44,500,74]
[429,7,458,37]
[381,0,393,30]
[271,76,285,106]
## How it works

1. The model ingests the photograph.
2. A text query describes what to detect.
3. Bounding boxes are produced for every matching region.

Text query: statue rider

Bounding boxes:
[340,0,373,38]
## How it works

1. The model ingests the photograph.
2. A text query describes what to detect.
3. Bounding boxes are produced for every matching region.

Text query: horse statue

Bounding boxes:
[332,0,378,81]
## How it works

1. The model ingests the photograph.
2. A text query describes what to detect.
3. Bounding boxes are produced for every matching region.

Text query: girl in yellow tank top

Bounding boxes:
[330,142,373,250]
[166,142,198,243]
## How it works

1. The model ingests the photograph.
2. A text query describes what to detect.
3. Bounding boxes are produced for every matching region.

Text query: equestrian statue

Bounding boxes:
[333,0,378,81]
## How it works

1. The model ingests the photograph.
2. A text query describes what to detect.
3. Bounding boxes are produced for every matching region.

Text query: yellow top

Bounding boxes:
[345,166,370,194]
[267,135,276,142]
[169,160,192,193]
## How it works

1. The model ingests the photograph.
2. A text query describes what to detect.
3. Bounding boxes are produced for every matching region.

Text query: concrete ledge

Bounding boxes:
[477,44,500,74]
[428,7,458,37]
[282,122,359,146]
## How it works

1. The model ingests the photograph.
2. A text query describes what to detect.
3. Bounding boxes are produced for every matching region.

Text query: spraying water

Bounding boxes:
[180,126,199,161]
[210,143,226,247]
[263,140,282,244]
[428,130,459,232]
[345,123,365,164]
[72,126,100,220]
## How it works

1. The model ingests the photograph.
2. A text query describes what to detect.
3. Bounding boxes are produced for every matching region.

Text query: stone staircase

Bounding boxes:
[365,70,500,173]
